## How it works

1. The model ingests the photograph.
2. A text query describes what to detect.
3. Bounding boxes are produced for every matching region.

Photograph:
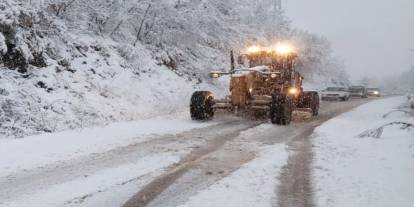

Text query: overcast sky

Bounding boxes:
[285,0,414,81]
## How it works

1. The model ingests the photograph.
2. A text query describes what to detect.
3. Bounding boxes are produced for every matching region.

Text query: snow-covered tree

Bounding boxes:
[0,32,7,54]
[0,0,350,137]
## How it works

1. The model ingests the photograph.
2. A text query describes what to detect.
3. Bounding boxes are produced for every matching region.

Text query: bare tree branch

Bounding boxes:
[55,0,76,17]
[110,20,124,37]
[143,13,157,39]
[382,109,414,118]
[133,3,152,46]
[359,122,414,138]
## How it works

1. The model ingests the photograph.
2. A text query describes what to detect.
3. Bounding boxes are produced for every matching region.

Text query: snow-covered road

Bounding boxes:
[0,116,219,207]
[124,98,373,207]
[0,97,396,207]
[0,117,216,178]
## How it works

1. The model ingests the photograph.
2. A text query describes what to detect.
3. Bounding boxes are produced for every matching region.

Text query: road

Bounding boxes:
[0,98,372,207]
[124,98,372,207]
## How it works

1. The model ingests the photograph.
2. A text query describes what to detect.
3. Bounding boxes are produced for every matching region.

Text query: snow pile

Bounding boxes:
[312,97,414,207]
[177,144,288,207]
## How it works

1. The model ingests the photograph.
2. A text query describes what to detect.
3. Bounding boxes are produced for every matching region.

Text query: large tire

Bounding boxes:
[345,95,350,101]
[270,94,292,125]
[190,91,215,121]
[299,91,319,116]
[342,95,350,101]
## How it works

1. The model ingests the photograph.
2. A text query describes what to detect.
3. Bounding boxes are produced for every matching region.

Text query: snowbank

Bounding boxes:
[312,97,414,207]
[177,144,288,207]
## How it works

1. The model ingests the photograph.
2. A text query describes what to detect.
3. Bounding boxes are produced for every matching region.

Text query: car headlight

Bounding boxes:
[288,87,298,95]
[210,73,220,78]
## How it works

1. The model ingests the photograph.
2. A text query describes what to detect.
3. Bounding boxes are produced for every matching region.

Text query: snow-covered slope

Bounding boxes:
[312,97,414,207]
[0,0,349,138]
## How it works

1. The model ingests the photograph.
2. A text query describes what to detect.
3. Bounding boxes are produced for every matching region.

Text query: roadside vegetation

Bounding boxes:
[0,0,349,138]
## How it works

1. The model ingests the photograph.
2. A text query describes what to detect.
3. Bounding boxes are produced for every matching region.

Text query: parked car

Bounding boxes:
[321,87,351,101]
[349,86,368,98]
[367,88,381,97]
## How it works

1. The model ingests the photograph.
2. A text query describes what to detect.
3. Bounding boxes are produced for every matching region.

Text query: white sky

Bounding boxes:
[285,0,414,80]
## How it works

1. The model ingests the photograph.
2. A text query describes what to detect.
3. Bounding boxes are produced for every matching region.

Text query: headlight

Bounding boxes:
[210,73,220,78]
[288,87,298,95]
[270,73,277,78]
[249,87,253,93]
[374,91,379,95]
[246,46,261,54]
[275,43,294,55]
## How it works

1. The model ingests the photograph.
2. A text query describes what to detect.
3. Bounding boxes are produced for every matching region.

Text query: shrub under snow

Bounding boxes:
[0,32,6,54]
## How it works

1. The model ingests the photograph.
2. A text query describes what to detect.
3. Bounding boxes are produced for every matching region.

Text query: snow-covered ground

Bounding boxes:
[2,97,394,207]
[177,144,288,207]
[312,96,414,207]
[0,116,215,177]
[3,154,180,207]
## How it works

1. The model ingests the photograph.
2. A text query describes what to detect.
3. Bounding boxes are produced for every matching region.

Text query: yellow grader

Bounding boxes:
[190,44,319,125]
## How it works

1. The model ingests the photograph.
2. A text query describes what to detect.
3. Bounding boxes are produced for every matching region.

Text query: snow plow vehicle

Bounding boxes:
[190,44,319,125]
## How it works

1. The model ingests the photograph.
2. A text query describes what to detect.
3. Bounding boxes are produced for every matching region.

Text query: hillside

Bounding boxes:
[0,0,349,138]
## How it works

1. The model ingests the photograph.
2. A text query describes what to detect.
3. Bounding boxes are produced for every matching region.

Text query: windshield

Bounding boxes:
[326,87,346,92]
[349,87,364,92]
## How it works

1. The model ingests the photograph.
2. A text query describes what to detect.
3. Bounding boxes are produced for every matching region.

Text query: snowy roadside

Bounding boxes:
[0,117,216,177]
[312,96,414,207]
[177,144,288,207]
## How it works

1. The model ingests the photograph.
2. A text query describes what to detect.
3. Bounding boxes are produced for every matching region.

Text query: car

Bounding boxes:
[367,88,381,97]
[349,86,368,98]
[321,87,350,101]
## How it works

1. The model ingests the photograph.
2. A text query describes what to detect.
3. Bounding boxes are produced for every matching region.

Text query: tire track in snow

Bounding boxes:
[0,119,255,206]
[276,98,375,207]
[123,122,263,207]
